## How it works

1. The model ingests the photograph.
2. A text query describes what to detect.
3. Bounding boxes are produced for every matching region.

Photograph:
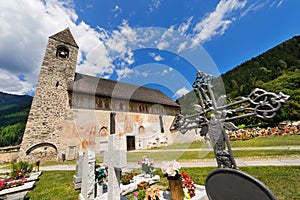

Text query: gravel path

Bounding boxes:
[0,146,299,172]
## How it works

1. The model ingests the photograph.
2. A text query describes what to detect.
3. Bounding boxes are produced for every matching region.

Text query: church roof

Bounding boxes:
[49,28,78,48]
[67,73,180,108]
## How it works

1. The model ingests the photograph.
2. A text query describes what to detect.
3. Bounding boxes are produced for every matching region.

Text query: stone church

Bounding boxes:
[18,28,199,162]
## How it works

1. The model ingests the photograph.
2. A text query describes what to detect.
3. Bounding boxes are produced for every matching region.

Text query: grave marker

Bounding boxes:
[73,151,84,189]
[104,134,127,200]
[79,150,96,200]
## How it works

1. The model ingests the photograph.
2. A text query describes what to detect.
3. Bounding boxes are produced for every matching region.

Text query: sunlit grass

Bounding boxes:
[126,149,300,162]
[25,171,80,200]
[25,167,299,200]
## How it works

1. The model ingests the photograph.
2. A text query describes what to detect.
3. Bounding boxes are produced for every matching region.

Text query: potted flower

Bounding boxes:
[161,160,184,200]
[181,171,196,199]
[120,172,134,185]
[140,156,154,177]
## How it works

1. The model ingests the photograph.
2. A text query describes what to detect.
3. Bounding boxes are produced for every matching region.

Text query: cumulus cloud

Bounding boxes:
[0,0,136,95]
[174,87,189,98]
[190,0,246,47]
[149,52,164,62]
[0,0,80,95]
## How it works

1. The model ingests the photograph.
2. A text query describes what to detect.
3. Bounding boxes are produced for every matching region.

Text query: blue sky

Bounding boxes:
[0,0,299,99]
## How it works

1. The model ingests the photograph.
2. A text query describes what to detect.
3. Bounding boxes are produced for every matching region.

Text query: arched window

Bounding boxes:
[56,46,69,58]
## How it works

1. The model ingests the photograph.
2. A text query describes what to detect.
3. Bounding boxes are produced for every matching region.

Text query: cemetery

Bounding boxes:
[65,70,292,200]
[2,70,296,199]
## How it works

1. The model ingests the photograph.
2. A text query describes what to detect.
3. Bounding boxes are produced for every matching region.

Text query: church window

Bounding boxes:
[110,112,116,135]
[56,46,69,58]
[159,115,164,133]
[138,126,145,134]
[104,99,110,110]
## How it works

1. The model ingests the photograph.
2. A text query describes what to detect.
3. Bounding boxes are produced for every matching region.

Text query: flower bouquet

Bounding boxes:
[140,156,154,177]
[95,165,108,184]
[161,160,181,179]
[161,160,184,200]
[121,172,134,185]
[181,171,196,199]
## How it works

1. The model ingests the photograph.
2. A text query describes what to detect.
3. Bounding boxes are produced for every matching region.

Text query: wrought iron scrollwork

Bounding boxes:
[171,71,290,169]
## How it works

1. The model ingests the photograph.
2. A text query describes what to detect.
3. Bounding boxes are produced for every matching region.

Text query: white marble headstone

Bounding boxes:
[73,151,84,189]
[79,150,96,200]
[104,134,127,200]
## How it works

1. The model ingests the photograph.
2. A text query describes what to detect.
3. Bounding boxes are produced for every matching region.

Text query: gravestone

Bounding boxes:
[104,134,127,200]
[79,150,96,200]
[73,151,84,189]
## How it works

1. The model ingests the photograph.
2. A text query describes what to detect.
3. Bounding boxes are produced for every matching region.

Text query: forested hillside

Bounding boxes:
[178,35,300,125]
[0,92,32,147]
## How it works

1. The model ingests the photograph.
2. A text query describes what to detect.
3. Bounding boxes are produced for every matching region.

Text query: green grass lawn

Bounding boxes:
[24,166,300,200]
[156,134,300,150]
[126,149,300,162]
[230,134,300,147]
[25,171,80,200]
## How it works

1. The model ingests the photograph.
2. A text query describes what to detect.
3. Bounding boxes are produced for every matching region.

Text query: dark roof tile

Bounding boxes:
[68,73,180,107]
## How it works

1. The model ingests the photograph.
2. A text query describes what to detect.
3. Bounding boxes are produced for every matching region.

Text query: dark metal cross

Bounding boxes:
[171,71,290,168]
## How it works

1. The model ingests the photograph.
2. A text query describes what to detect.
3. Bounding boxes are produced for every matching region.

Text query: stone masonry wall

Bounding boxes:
[19,36,78,162]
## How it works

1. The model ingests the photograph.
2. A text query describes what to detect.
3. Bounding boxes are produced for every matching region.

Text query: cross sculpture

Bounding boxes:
[171,71,289,200]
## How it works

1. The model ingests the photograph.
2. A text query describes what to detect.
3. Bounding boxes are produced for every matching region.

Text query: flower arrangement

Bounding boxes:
[140,156,154,176]
[145,186,161,200]
[181,171,196,199]
[161,160,181,179]
[121,172,134,185]
[0,177,27,190]
[11,160,33,178]
[95,165,108,184]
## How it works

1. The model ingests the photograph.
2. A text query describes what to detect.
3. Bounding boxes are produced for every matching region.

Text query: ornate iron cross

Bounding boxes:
[171,71,290,168]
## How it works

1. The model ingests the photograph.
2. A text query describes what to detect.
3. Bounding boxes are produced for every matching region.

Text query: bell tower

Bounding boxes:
[19,28,79,161]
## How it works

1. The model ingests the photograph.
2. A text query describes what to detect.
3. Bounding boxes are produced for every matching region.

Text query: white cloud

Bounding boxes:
[0,69,34,95]
[175,87,189,98]
[191,0,246,47]
[149,52,164,61]
[178,17,193,35]
[161,67,173,75]
[0,0,135,95]
[149,0,161,12]
[112,5,122,18]
[157,26,174,49]
[0,0,81,95]
[116,67,134,81]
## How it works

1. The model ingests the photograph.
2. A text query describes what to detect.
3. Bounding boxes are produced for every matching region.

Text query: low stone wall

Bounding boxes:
[0,151,19,163]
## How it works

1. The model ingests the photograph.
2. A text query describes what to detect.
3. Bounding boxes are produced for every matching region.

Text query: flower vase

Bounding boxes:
[168,177,184,200]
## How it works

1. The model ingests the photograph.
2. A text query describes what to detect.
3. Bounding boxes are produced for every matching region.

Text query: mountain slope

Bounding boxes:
[0,92,32,147]
[178,35,300,124]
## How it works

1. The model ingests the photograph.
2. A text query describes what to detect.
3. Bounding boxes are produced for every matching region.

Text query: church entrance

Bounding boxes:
[126,136,135,151]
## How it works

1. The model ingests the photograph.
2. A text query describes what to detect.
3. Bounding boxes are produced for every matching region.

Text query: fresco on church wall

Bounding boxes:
[68,93,179,115]
[60,100,182,156]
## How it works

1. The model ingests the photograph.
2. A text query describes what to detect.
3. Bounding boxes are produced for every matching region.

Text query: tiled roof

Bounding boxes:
[67,73,180,107]
[49,28,78,48]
